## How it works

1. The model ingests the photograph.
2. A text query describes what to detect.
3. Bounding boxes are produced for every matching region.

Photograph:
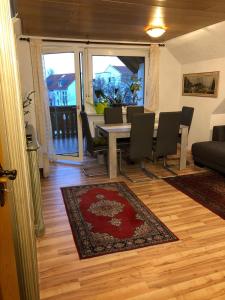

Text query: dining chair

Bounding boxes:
[180,106,194,131]
[126,106,144,123]
[120,112,156,182]
[81,111,123,177]
[178,106,194,142]
[153,111,181,177]
[80,111,108,176]
[104,106,123,124]
[176,106,194,165]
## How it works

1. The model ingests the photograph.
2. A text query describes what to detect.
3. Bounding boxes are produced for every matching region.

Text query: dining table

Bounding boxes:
[96,123,189,179]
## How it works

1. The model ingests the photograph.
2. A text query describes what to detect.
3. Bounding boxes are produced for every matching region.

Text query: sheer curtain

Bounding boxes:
[30,39,55,177]
[145,44,160,112]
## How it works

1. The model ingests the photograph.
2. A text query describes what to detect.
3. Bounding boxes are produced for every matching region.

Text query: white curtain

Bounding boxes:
[30,39,55,177]
[145,44,160,112]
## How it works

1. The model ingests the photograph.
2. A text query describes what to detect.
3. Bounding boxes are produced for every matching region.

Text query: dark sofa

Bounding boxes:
[192,125,225,174]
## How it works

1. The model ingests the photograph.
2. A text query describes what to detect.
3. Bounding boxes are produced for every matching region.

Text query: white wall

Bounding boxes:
[16,40,36,128]
[181,57,225,148]
[158,47,181,112]
[166,21,225,65]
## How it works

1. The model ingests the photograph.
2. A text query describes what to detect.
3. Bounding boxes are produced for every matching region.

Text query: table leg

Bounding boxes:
[108,133,117,179]
[180,126,188,170]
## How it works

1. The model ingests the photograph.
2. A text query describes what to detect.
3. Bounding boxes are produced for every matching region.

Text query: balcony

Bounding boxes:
[50,105,79,155]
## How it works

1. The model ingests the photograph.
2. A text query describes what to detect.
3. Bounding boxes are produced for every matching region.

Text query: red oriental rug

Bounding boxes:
[61,182,178,259]
[165,172,225,220]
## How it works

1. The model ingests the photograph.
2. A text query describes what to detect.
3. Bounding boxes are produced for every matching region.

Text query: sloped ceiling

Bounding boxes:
[166,21,225,64]
[16,0,225,42]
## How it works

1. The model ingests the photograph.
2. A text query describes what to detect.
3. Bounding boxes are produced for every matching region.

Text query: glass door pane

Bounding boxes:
[42,52,81,159]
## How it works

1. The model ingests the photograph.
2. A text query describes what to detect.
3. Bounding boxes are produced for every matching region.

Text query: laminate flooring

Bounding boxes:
[38,159,225,300]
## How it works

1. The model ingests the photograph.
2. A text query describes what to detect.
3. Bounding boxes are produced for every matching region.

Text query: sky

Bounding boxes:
[92,56,124,76]
[43,53,124,78]
[43,53,74,77]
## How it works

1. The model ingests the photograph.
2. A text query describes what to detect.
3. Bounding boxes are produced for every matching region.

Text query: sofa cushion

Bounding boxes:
[192,141,225,168]
[213,125,225,142]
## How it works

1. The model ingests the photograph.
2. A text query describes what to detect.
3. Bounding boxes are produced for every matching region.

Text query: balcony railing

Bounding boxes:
[50,105,77,138]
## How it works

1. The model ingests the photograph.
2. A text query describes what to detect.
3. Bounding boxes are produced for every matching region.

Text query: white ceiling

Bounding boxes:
[166,21,225,64]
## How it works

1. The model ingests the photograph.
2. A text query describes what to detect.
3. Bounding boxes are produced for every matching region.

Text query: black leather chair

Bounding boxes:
[80,111,108,176]
[120,113,156,182]
[180,106,194,131]
[104,107,123,124]
[177,106,194,164]
[153,111,181,177]
[178,106,194,141]
[126,106,144,123]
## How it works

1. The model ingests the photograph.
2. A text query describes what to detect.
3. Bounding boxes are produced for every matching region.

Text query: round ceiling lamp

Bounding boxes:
[145,26,166,38]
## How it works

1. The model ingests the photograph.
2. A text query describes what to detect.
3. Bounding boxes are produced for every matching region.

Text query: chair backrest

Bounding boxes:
[129,113,155,162]
[212,125,225,142]
[104,107,123,124]
[127,106,144,123]
[80,111,94,155]
[180,106,194,131]
[155,111,181,158]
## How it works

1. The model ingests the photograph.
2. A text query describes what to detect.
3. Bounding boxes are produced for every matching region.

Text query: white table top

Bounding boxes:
[96,123,131,133]
[96,123,187,133]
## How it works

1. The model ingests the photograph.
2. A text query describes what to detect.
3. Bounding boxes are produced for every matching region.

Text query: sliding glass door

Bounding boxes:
[42,47,83,161]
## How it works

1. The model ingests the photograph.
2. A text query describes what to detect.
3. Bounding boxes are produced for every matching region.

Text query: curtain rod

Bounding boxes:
[19,37,165,47]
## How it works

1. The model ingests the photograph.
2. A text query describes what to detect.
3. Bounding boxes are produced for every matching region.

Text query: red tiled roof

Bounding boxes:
[46,73,75,91]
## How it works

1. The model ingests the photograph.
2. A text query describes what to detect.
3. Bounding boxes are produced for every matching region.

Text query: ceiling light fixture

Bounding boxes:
[145,26,166,38]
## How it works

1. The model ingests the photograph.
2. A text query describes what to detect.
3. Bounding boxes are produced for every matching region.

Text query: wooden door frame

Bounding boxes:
[0,0,39,299]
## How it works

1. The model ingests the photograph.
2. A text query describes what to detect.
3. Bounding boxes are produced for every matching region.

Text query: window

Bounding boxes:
[86,48,149,112]
[92,55,145,107]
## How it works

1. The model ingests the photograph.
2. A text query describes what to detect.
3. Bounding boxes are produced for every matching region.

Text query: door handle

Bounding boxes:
[0,167,17,181]
[0,165,17,207]
[0,181,6,207]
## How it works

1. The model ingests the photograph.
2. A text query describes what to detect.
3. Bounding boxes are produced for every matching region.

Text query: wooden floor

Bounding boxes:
[38,160,225,300]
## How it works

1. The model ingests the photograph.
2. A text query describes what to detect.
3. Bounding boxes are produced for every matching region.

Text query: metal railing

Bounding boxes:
[49,105,77,138]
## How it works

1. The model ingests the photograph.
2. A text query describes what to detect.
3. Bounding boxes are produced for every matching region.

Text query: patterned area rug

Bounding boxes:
[61,182,178,259]
[165,172,225,219]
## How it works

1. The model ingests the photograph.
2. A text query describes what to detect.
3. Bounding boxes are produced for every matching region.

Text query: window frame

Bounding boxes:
[41,43,84,161]
[86,47,150,113]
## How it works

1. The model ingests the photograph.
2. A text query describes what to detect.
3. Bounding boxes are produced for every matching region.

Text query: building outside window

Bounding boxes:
[91,55,146,108]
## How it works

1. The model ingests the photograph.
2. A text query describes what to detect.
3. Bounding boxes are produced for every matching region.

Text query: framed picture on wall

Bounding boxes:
[182,71,219,98]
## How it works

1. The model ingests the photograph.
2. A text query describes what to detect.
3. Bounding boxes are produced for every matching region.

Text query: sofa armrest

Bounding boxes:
[212,125,225,142]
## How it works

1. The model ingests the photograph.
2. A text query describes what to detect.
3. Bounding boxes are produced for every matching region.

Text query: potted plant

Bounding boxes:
[94,89,108,114]
[23,91,35,127]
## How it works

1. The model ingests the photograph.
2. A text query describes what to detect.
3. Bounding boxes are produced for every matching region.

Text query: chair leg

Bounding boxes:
[120,159,157,183]
[140,161,159,179]
[118,150,136,182]
[161,157,177,177]
[84,149,122,178]
[82,166,107,177]
[82,151,108,177]
[120,170,137,182]
[118,149,122,174]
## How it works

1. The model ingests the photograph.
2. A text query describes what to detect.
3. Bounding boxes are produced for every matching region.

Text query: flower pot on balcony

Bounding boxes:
[95,102,108,114]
